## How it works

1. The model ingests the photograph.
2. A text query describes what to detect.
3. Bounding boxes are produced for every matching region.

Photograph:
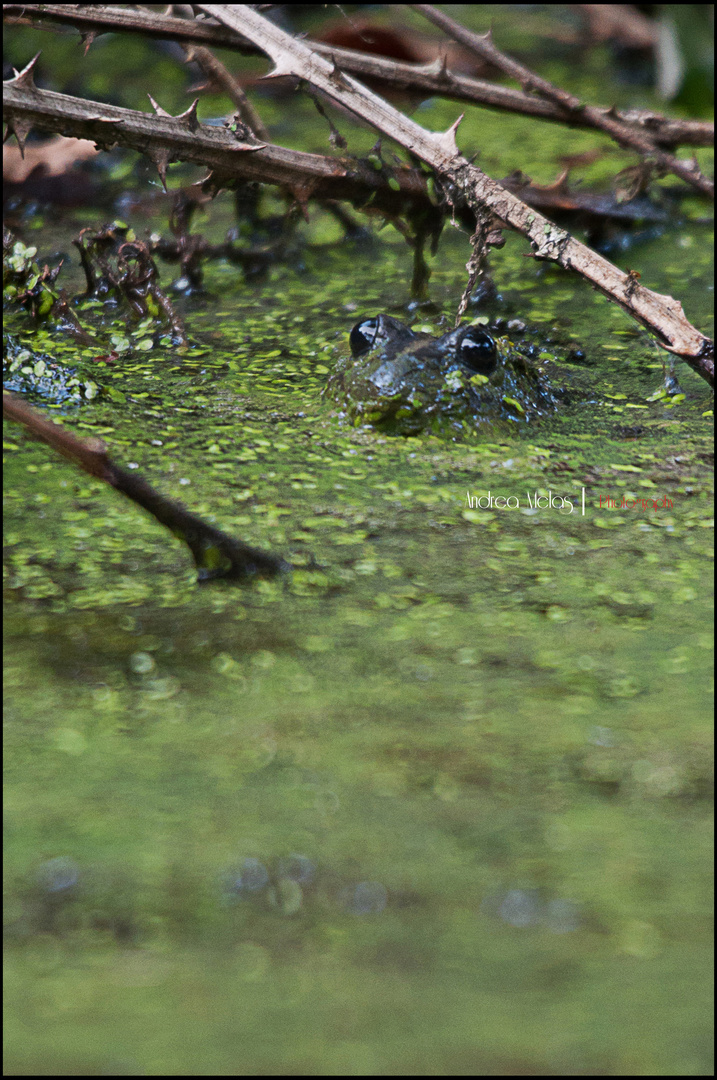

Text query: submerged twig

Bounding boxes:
[3,393,289,583]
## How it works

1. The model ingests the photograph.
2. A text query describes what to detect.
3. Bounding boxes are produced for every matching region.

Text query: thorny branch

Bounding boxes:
[199,5,712,386]
[3,4,713,149]
[2,4,713,386]
[0,64,685,242]
[413,4,714,199]
[2,59,435,220]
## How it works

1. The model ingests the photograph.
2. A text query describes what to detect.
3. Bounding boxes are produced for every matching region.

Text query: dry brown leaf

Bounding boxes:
[3,135,100,184]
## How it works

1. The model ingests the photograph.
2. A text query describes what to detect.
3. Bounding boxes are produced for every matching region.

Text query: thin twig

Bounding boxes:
[3,392,289,582]
[413,4,713,199]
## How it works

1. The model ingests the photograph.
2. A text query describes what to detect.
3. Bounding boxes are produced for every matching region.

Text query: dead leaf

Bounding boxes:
[3,135,100,184]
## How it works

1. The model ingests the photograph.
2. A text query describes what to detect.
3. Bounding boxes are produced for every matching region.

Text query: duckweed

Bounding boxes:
[4,124,713,1080]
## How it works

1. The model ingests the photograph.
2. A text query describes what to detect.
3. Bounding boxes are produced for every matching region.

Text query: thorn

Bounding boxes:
[148,94,172,119]
[174,99,200,131]
[146,147,171,192]
[8,53,41,91]
[263,62,296,80]
[545,168,570,193]
[417,52,451,79]
[433,114,464,161]
[193,172,215,188]
[194,171,230,197]
[419,56,441,77]
[80,30,98,56]
[4,118,33,158]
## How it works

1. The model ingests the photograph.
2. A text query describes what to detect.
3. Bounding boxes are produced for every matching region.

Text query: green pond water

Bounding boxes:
[3,16,714,1075]
[5,220,713,1076]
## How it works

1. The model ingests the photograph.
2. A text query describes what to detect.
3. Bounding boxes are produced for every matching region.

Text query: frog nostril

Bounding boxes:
[457,327,498,375]
[350,316,381,358]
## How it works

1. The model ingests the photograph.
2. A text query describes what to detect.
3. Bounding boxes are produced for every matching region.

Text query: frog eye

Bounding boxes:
[349,317,381,358]
[457,327,498,375]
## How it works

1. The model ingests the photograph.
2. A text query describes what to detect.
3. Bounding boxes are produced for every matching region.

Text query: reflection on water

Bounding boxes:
[481,889,581,933]
[4,135,712,1079]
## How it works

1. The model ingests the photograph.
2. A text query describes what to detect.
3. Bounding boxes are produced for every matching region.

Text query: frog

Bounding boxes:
[326,314,557,436]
